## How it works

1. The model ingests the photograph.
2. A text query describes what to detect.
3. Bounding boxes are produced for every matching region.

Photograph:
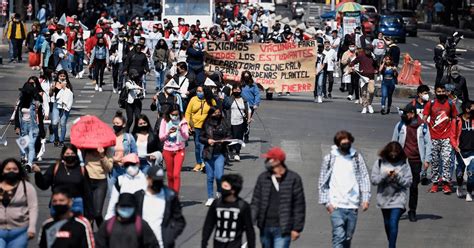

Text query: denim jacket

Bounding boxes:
[392,120,432,163]
[110,133,137,156]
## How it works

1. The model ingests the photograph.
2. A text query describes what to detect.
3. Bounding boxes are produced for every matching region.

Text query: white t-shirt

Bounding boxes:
[52,32,67,43]
[177,74,190,98]
[323,49,337,72]
[231,98,245,126]
[143,190,166,248]
[329,154,360,209]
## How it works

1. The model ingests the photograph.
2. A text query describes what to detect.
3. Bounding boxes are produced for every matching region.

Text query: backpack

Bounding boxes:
[106,215,143,238]
[326,152,361,171]
[118,87,129,109]
[397,121,428,138]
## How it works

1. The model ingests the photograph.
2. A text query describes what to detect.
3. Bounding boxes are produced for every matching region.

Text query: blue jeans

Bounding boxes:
[52,109,70,143]
[331,208,358,248]
[155,69,166,90]
[108,165,126,194]
[0,227,28,248]
[314,73,324,97]
[194,128,204,164]
[382,208,403,248]
[20,120,39,166]
[205,154,225,198]
[49,103,59,142]
[74,51,84,75]
[8,40,14,60]
[139,158,151,174]
[260,227,291,248]
[456,150,474,193]
[381,81,395,108]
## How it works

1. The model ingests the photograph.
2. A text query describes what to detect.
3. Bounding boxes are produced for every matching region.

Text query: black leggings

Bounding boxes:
[230,123,247,155]
[94,59,106,86]
[89,178,108,227]
[408,160,421,211]
[348,73,360,100]
[125,99,142,132]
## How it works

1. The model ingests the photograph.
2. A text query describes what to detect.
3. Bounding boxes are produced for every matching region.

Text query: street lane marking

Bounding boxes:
[73,105,89,109]
[83,86,95,89]
[75,100,92,104]
[412,43,418,47]
[425,48,433,52]
[80,90,95,94]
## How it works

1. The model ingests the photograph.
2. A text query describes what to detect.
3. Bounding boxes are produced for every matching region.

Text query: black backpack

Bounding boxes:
[118,86,129,109]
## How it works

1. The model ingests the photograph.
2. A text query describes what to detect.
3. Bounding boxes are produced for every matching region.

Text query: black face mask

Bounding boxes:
[113,125,124,133]
[63,156,78,165]
[137,125,148,132]
[233,92,241,97]
[401,115,412,124]
[3,172,19,184]
[436,94,447,101]
[221,188,233,198]
[151,180,163,193]
[52,204,70,217]
[339,143,351,154]
[212,115,221,120]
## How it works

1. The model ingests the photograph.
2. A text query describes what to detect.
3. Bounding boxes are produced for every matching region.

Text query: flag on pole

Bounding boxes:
[58,13,67,26]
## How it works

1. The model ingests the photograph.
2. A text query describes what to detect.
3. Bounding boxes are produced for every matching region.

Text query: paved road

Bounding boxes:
[0,31,473,247]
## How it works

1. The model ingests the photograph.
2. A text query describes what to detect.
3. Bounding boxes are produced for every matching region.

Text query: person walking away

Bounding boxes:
[434,35,447,85]
[105,153,147,220]
[371,142,413,248]
[0,158,38,247]
[5,13,27,63]
[200,107,232,206]
[241,71,260,143]
[38,187,95,248]
[380,55,398,115]
[132,114,161,174]
[52,39,69,72]
[26,24,41,70]
[341,43,357,100]
[440,65,469,102]
[423,84,458,193]
[151,79,183,134]
[110,32,129,94]
[159,105,190,193]
[153,39,172,92]
[409,85,431,118]
[124,69,145,132]
[224,85,251,161]
[89,37,109,92]
[392,104,432,222]
[451,101,474,201]
[252,147,305,248]
[32,144,93,220]
[314,44,326,103]
[318,130,370,248]
[323,40,337,99]
[95,193,158,248]
[72,32,85,79]
[351,48,377,114]
[133,166,187,248]
[187,39,206,85]
[385,37,400,68]
[202,174,255,248]
[185,86,216,172]
[54,71,73,146]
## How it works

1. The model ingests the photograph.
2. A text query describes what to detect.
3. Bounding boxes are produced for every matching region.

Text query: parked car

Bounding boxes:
[391,10,418,36]
[377,15,406,43]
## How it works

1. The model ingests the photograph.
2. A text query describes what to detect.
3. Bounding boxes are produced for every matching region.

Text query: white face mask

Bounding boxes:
[126,165,139,177]
[349,47,356,52]
[421,94,430,102]
[452,73,460,79]
[166,88,174,94]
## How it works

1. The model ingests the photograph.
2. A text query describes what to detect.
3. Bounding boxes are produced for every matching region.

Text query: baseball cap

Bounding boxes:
[121,153,139,164]
[261,147,286,162]
[147,166,165,181]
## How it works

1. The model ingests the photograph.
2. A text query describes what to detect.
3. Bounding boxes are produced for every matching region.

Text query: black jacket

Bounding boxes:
[110,41,130,64]
[124,50,149,74]
[134,187,186,248]
[441,75,469,102]
[200,117,232,157]
[95,216,159,248]
[251,170,306,235]
[39,216,95,248]
[172,71,197,97]
[388,44,401,67]
[133,131,162,153]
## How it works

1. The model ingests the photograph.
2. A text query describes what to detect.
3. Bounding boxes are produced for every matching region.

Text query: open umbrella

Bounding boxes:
[336,2,365,12]
[70,115,116,149]
[335,0,354,9]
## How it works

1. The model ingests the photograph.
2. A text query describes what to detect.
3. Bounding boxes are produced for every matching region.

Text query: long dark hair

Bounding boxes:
[155,39,168,50]
[240,70,253,85]
[203,106,222,125]
[203,86,214,106]
[56,70,73,92]
[379,141,406,164]
[163,105,182,122]
[132,114,153,134]
[0,158,28,182]
[60,144,78,161]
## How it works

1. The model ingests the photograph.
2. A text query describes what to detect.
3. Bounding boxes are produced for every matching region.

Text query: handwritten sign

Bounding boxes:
[205,41,317,93]
[342,11,361,36]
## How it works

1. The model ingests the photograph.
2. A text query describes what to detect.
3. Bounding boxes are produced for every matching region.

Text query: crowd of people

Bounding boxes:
[0,1,473,248]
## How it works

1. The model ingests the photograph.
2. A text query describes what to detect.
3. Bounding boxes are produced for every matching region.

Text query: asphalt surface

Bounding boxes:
[0,30,473,247]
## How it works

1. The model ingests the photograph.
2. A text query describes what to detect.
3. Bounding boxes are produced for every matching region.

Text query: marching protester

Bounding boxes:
[32,144,94,220]
[72,32,85,78]
[89,37,110,92]
[52,70,74,147]
[110,111,138,184]
[202,174,255,248]
[159,105,190,193]
[452,101,474,201]
[38,187,95,248]
[124,69,145,132]
[132,114,161,174]
[225,85,251,161]
[95,193,159,248]
[133,166,187,248]
[372,32,387,67]
[173,61,197,107]
[4,13,27,63]
[409,85,431,117]
[252,147,306,247]
[151,79,184,134]
[110,32,129,93]
[241,71,260,143]
[26,23,41,70]
[200,107,232,206]
[423,84,458,193]
[379,55,398,115]
[323,40,337,99]
[123,42,150,88]
[392,104,432,222]
[0,158,38,247]
[318,131,370,248]
[371,142,413,248]
[153,39,172,92]
[440,65,469,102]
[385,37,401,68]
[185,86,216,172]
[314,44,326,104]
[341,43,358,101]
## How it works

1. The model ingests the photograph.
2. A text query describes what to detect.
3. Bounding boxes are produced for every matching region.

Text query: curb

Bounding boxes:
[374,83,425,98]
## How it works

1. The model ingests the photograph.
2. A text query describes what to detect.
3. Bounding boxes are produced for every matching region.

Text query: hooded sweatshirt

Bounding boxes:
[371,159,412,209]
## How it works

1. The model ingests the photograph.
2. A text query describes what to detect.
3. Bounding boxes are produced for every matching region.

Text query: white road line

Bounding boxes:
[75,100,92,104]
[83,85,95,89]
[86,82,94,85]
[80,90,95,94]
[73,105,89,109]
[412,43,418,47]
[425,48,433,52]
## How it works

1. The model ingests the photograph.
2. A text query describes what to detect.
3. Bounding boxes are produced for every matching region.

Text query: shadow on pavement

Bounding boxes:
[400,213,443,221]
[181,200,202,208]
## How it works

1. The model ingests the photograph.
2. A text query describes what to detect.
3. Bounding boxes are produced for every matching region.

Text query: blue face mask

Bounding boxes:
[117,207,135,219]
[197,92,204,99]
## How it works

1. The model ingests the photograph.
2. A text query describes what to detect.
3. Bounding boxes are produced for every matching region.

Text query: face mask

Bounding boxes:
[151,180,164,193]
[325,46,330,51]
[51,204,69,217]
[212,114,221,120]
[170,114,179,121]
[452,74,460,79]
[436,94,447,101]
[63,155,78,165]
[113,125,123,133]
[401,115,412,124]
[126,165,139,177]
[421,94,430,102]
[3,172,19,184]
[179,21,184,25]
[349,47,356,52]
[387,152,399,163]
[197,92,204,99]
[137,125,148,132]
[264,161,273,173]
[339,143,351,154]
[233,92,241,97]
[164,87,174,94]
[117,207,135,219]
[59,79,66,83]
[285,28,290,32]
[221,188,233,198]
[98,42,104,46]
[295,32,300,36]
[201,34,206,38]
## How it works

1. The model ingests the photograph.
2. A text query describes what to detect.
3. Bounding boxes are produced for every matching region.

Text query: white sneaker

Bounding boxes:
[234,155,240,161]
[368,105,374,114]
[318,96,323,103]
[354,100,360,104]
[457,187,464,198]
[113,88,117,94]
[347,95,353,101]
[95,84,99,91]
[75,75,79,79]
[99,87,103,92]
[361,107,367,114]
[466,192,473,202]
[205,198,214,206]
[215,192,221,199]
[79,71,84,78]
